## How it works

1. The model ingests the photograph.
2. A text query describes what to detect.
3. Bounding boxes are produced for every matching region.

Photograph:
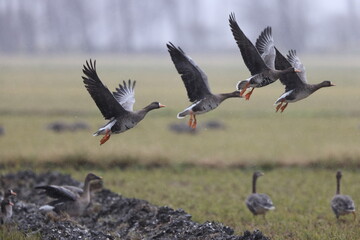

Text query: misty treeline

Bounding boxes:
[0,0,359,54]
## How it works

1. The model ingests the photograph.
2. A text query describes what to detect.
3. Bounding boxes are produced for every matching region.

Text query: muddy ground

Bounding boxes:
[0,171,269,240]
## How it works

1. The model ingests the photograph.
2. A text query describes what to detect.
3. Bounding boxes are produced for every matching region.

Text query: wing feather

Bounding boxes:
[275,48,305,92]
[167,42,212,102]
[255,26,275,69]
[82,59,127,119]
[229,13,268,75]
[287,50,307,84]
[113,79,136,112]
[35,185,77,202]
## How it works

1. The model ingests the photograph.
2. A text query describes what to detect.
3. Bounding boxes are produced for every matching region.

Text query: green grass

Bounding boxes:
[0,54,360,239]
[63,167,360,240]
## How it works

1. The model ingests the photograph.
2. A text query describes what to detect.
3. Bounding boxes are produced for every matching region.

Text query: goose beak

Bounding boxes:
[9,202,14,206]
[330,83,336,86]
[159,104,166,108]
[11,190,17,196]
[294,69,301,73]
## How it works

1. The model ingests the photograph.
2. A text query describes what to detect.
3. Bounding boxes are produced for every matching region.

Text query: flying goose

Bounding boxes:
[274,49,335,112]
[331,171,356,220]
[167,42,242,128]
[36,173,102,217]
[82,60,165,145]
[246,171,275,218]
[229,13,300,100]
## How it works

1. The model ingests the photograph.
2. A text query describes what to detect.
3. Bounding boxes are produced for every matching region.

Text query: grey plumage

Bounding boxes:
[274,49,335,112]
[246,171,275,217]
[0,189,16,224]
[167,42,241,129]
[330,171,356,220]
[36,173,102,217]
[0,199,14,224]
[82,59,165,145]
[229,13,298,100]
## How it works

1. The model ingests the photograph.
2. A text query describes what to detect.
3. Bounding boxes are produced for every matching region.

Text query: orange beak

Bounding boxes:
[159,104,166,108]
[11,190,17,196]
[330,83,336,86]
[294,69,301,73]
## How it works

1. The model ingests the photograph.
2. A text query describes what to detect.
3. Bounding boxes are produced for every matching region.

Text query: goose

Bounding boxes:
[228,13,300,100]
[82,59,165,145]
[0,198,13,224]
[246,171,275,218]
[167,42,242,129]
[36,173,102,217]
[274,49,335,112]
[3,189,16,200]
[331,171,356,220]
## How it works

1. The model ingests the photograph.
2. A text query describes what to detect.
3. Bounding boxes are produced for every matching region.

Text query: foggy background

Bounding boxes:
[1,0,359,54]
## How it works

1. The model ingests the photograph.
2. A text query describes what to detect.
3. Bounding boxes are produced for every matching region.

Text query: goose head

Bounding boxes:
[4,189,17,198]
[322,81,336,87]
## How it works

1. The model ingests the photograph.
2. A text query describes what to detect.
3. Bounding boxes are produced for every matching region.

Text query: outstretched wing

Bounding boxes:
[167,42,212,102]
[35,185,78,202]
[229,13,268,75]
[275,48,305,92]
[113,80,136,112]
[287,50,307,84]
[255,26,276,69]
[82,59,127,119]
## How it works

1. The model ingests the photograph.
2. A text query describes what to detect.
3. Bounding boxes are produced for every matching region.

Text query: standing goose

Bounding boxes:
[82,60,165,145]
[36,173,102,217]
[3,189,17,200]
[229,13,300,100]
[0,199,14,224]
[331,171,356,220]
[246,171,275,218]
[167,42,242,128]
[274,49,335,112]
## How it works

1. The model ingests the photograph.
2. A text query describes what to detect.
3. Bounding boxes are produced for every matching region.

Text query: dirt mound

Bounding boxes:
[1,171,269,240]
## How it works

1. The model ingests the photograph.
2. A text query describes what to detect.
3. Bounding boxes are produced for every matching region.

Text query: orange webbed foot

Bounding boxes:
[188,113,194,128]
[191,115,197,129]
[280,102,288,113]
[276,102,283,112]
[100,130,111,145]
[239,82,250,97]
[244,88,254,100]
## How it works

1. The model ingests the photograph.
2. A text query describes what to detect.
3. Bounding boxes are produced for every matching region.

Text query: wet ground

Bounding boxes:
[0,171,269,240]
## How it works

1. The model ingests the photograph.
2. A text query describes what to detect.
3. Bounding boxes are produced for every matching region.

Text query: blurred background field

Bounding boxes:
[0,54,359,167]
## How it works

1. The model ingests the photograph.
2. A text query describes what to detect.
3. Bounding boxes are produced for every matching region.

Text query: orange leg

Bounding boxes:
[353,212,356,221]
[280,102,288,113]
[239,82,250,97]
[244,88,255,100]
[191,115,197,129]
[275,101,283,112]
[188,113,194,127]
[100,129,111,145]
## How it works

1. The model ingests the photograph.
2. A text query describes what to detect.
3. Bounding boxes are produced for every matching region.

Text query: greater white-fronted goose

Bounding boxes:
[82,60,165,145]
[167,42,242,129]
[3,189,17,200]
[274,49,335,112]
[36,173,102,217]
[246,171,275,218]
[229,13,300,100]
[331,171,356,220]
[0,198,13,224]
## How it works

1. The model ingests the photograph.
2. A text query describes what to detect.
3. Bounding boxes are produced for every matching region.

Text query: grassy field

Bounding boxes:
[0,54,360,239]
